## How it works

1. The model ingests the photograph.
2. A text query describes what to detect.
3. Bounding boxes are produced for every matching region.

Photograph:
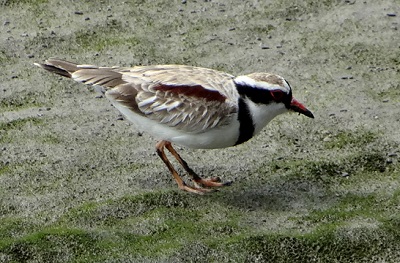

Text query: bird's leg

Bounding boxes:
[156,141,211,194]
[164,142,232,188]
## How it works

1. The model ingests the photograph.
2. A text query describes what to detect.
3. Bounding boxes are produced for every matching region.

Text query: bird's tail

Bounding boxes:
[34,58,80,78]
[34,58,125,89]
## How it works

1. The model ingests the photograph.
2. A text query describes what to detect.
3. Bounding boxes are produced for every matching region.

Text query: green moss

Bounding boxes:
[0,227,103,262]
[26,34,67,54]
[0,117,44,132]
[324,130,377,149]
[303,193,381,224]
[40,133,62,144]
[0,218,38,247]
[348,42,399,65]
[237,226,397,262]
[261,149,387,180]
[308,152,386,177]
[0,117,44,144]
[28,20,140,55]
[75,31,140,53]
[0,164,11,176]
[377,84,400,102]
[382,215,400,238]
[73,21,140,52]
[54,191,245,258]
[0,93,43,112]
[111,210,239,257]
[119,208,242,257]
[1,0,48,6]
[245,24,276,37]
[0,49,15,64]
[2,184,399,261]
[242,0,339,21]
[60,191,193,227]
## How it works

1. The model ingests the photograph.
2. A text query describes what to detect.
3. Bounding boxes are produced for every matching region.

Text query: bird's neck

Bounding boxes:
[245,98,288,135]
[234,82,288,145]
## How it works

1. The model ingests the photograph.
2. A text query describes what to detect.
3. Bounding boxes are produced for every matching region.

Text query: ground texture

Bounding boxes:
[1,0,400,262]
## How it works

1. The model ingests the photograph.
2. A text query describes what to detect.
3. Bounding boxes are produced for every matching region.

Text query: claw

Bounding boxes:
[210,176,222,183]
[193,177,232,188]
[181,183,214,194]
[222,180,233,186]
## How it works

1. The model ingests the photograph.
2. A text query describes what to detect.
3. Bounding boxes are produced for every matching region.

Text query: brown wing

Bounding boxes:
[36,59,239,133]
[106,65,239,133]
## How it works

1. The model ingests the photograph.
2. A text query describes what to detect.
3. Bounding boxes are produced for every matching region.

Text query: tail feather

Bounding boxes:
[35,58,126,89]
[34,58,78,78]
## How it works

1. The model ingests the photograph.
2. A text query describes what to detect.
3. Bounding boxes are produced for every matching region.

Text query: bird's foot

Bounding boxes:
[178,183,214,195]
[176,177,232,195]
[193,176,233,188]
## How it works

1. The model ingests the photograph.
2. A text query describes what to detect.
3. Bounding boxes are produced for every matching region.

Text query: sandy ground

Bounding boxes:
[1,0,400,262]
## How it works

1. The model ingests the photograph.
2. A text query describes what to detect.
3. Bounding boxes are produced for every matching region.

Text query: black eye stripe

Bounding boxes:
[235,83,274,104]
[235,83,290,105]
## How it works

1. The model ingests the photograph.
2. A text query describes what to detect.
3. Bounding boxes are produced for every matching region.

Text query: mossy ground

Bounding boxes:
[1,0,399,262]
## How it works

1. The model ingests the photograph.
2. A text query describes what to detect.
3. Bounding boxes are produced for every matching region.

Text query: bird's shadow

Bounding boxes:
[204,171,336,213]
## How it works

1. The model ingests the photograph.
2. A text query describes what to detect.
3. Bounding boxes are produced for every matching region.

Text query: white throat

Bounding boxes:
[244,97,288,135]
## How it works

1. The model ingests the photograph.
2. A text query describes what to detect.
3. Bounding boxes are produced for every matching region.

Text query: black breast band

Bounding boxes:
[235,97,255,145]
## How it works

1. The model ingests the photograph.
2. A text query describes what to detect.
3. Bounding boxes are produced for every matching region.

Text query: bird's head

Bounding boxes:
[234,73,314,119]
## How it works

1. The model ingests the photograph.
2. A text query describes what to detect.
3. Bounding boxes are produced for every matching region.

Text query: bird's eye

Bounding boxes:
[270,90,285,102]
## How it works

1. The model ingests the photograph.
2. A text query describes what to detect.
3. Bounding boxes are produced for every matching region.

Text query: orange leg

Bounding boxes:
[156,141,211,194]
[161,141,232,190]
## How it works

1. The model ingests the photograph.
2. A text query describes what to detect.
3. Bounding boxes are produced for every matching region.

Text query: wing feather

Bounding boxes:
[47,61,239,133]
[107,65,239,133]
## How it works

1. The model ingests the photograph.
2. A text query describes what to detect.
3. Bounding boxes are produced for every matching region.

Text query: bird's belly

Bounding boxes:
[168,122,240,149]
[112,103,240,149]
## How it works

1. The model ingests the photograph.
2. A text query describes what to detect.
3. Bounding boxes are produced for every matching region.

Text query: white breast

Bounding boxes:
[111,100,240,149]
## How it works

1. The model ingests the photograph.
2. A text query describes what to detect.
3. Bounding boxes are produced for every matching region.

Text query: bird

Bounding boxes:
[35,58,314,194]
